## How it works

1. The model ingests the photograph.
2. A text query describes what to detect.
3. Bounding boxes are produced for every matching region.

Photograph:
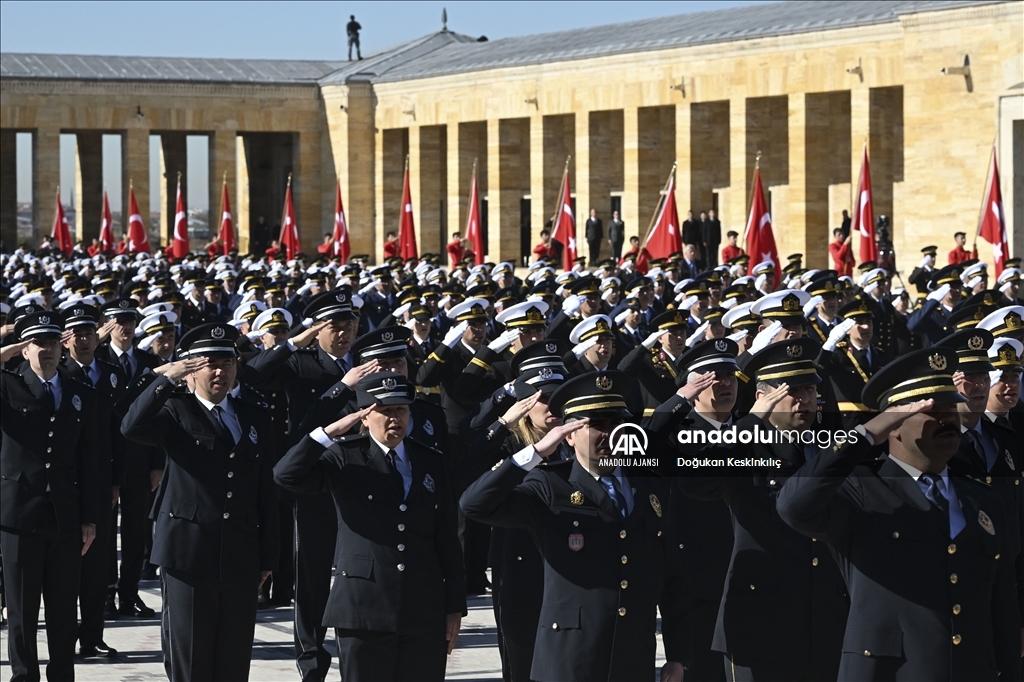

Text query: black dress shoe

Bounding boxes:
[119,596,156,619]
[141,563,159,581]
[80,641,118,658]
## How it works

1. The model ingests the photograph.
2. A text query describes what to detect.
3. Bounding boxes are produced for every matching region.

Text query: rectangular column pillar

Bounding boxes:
[588,110,624,233]
[575,110,591,256]
[160,133,187,248]
[293,130,322,255]
[1,130,18,248]
[345,82,376,259]
[209,130,236,245]
[529,114,545,242]
[787,94,809,264]
[488,118,530,263]
[727,97,748,241]
[410,125,446,258]
[122,127,150,249]
[622,107,640,242]
[74,132,103,242]
[32,126,61,244]
[675,103,693,232]
[235,135,250,253]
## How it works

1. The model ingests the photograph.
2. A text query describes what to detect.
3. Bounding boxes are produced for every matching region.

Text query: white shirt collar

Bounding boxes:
[888,454,948,485]
[110,344,133,358]
[698,412,733,430]
[984,410,1007,423]
[369,433,407,464]
[194,392,234,417]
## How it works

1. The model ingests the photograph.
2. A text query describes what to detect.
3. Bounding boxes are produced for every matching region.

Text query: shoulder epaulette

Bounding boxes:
[334,432,369,445]
[406,436,444,456]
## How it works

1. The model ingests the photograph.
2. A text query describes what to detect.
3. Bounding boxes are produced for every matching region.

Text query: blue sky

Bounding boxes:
[2,1,769,208]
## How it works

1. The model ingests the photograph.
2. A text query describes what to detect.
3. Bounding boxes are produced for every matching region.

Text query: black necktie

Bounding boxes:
[212,406,236,444]
[119,352,132,378]
[962,429,985,465]
[385,449,405,497]
[600,476,627,518]
[853,348,869,365]
[995,415,1010,428]
[42,380,55,412]
[337,357,348,375]
[920,473,949,516]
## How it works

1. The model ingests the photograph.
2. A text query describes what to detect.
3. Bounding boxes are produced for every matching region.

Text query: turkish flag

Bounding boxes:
[218,180,235,255]
[743,166,779,288]
[549,166,576,271]
[398,163,418,261]
[333,179,351,263]
[99,190,114,253]
[465,165,484,265]
[127,185,150,253]
[279,179,300,261]
[637,169,681,272]
[852,142,877,265]
[171,177,189,259]
[977,146,1008,277]
[51,189,72,256]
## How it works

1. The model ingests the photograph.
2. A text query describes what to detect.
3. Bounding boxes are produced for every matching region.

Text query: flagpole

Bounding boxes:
[551,156,570,227]
[280,173,292,256]
[974,144,996,252]
[638,163,676,251]
[741,152,761,252]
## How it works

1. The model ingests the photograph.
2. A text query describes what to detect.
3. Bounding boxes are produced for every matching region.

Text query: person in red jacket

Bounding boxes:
[947,231,977,265]
[447,232,466,267]
[720,230,745,264]
[532,229,555,261]
[829,228,854,276]
[382,231,399,260]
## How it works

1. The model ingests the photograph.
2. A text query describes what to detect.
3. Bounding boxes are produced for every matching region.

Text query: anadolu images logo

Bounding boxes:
[610,423,648,457]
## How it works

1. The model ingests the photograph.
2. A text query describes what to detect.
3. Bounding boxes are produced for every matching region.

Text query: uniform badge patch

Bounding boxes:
[568,533,584,551]
[649,493,662,517]
[72,394,82,411]
[423,419,434,436]
[570,490,585,506]
[109,373,118,388]
[249,426,258,444]
[423,473,436,493]
[978,509,995,535]
[1005,450,1015,471]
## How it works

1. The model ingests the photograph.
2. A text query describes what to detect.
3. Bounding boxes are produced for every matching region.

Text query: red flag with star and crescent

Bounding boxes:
[398,161,418,261]
[279,177,300,261]
[549,164,576,271]
[637,167,681,273]
[852,142,877,265]
[465,164,484,265]
[51,189,72,256]
[743,166,779,288]
[218,179,235,255]
[99,190,115,253]
[333,179,351,263]
[171,176,189,259]
[977,146,1008,277]
[127,184,150,253]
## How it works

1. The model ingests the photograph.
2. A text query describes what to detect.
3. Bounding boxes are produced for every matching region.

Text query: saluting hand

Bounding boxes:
[862,398,935,444]
[0,339,30,363]
[154,357,208,381]
[96,319,117,344]
[534,419,589,459]
[292,320,329,348]
[499,390,540,428]
[324,406,372,439]
[445,613,462,655]
[751,383,789,421]
[342,360,380,388]
[81,523,96,556]
[678,371,715,402]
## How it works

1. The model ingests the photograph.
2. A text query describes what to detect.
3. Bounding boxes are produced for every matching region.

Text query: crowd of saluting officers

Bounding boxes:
[1,231,1023,682]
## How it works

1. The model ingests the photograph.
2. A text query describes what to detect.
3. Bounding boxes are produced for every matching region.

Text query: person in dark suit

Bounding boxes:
[121,323,279,681]
[777,347,1021,681]
[59,304,127,658]
[1,311,100,682]
[274,372,466,681]
[245,289,362,682]
[702,209,722,268]
[607,210,625,262]
[681,243,705,280]
[585,209,603,266]
[97,297,164,619]
[678,338,849,681]
[460,370,688,682]
[683,211,703,258]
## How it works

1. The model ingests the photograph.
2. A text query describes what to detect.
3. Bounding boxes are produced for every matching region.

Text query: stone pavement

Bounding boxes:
[1,577,668,680]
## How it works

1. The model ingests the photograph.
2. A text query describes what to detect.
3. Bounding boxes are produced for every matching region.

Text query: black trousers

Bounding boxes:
[0,504,81,682]
[78,499,113,647]
[162,567,259,682]
[588,239,602,265]
[115,476,149,603]
[293,492,338,682]
[335,629,446,682]
[610,240,623,262]
[706,242,720,268]
[264,499,294,602]
[685,598,726,682]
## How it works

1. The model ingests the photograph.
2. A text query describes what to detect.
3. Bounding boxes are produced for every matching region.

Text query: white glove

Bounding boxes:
[443,321,469,348]
[137,332,161,351]
[685,321,709,348]
[572,338,598,358]
[403,318,417,331]
[488,328,521,353]
[676,295,697,310]
[822,318,857,352]
[803,295,823,317]
[614,310,629,325]
[642,329,670,349]
[927,283,950,303]
[358,280,378,296]
[918,255,933,269]
[749,321,782,354]
[561,294,586,317]
[863,282,879,296]
[727,330,749,343]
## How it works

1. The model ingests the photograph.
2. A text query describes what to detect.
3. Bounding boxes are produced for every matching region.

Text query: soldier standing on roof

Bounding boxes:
[347,15,363,61]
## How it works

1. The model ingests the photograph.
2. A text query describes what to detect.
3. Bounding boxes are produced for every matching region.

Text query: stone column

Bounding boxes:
[410,125,446,258]
[675,103,692,230]
[209,129,237,244]
[235,135,250,253]
[32,125,61,244]
[787,93,808,263]
[529,113,545,240]
[74,132,103,242]
[487,118,530,263]
[293,130,323,255]
[622,107,640,242]
[1,130,18,248]
[159,133,187,248]
[345,82,376,259]
[575,110,591,251]
[122,127,150,248]
[727,96,748,239]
